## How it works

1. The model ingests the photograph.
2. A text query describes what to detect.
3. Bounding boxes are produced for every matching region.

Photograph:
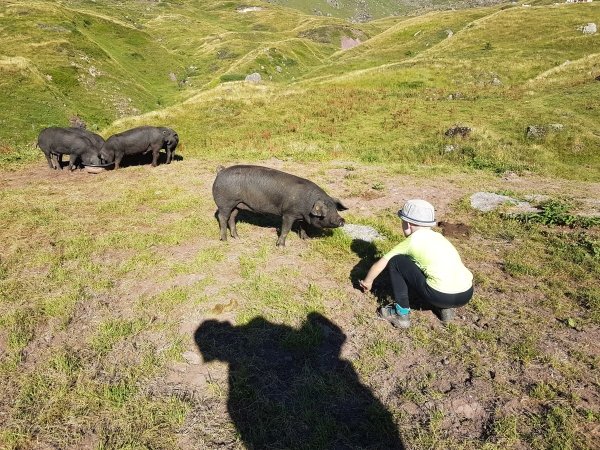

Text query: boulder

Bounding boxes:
[341,224,383,242]
[526,123,564,139]
[525,125,546,139]
[582,23,597,34]
[444,126,471,138]
[470,192,538,213]
[245,72,262,83]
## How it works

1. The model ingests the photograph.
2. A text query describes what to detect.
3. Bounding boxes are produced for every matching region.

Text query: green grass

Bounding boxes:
[1,160,598,448]
[2,1,599,181]
[1,1,600,448]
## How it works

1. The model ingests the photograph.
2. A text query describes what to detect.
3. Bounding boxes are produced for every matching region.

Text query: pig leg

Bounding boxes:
[151,146,160,167]
[277,215,296,247]
[217,206,235,241]
[68,154,78,171]
[166,149,172,164]
[298,222,309,240]
[114,154,123,170]
[228,209,239,238]
[43,152,54,169]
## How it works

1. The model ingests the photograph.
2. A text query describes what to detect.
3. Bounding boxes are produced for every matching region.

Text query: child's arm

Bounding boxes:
[360,257,389,291]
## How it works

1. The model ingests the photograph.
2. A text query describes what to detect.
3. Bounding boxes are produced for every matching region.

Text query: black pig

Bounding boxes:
[37,127,102,170]
[100,126,179,169]
[70,127,105,150]
[51,127,105,169]
[212,165,348,246]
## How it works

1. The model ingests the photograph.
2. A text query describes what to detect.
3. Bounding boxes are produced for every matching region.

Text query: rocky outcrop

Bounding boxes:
[245,72,262,83]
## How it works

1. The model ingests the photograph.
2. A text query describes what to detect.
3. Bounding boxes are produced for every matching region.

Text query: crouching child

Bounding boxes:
[359,199,473,328]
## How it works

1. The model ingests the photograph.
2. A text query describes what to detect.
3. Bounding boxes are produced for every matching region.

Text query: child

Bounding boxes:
[359,199,473,328]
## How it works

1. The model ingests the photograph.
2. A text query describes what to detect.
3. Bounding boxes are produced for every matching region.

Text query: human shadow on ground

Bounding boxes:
[349,239,430,312]
[194,312,404,449]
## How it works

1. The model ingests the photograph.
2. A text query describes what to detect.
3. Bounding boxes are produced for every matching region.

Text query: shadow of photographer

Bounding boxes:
[194,312,404,449]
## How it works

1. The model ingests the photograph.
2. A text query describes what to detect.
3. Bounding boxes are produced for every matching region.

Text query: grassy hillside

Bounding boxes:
[4,1,597,179]
[266,0,508,21]
[1,1,599,449]
[0,1,190,145]
[0,0,374,150]
[111,2,600,180]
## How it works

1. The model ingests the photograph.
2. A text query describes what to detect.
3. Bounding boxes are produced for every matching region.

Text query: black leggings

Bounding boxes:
[388,255,473,309]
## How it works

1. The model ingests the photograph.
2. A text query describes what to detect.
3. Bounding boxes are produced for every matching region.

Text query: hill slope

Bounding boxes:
[265,0,508,21]
[1,2,600,450]
[1,1,598,180]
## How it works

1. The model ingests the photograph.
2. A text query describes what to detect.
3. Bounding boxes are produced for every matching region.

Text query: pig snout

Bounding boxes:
[324,215,344,228]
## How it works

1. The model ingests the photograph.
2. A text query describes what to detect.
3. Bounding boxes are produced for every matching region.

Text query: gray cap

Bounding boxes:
[398,199,436,226]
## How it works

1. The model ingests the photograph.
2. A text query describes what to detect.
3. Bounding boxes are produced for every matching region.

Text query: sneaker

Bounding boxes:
[379,305,410,329]
[439,308,455,324]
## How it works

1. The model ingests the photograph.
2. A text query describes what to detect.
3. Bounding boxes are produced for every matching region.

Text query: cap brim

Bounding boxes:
[399,212,436,226]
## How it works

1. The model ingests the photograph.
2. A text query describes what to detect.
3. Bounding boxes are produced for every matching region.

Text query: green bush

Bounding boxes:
[219,73,246,82]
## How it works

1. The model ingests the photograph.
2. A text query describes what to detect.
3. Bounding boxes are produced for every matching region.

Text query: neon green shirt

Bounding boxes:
[383,228,473,294]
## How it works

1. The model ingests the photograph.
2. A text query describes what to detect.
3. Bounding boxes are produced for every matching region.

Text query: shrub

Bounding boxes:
[220,73,246,82]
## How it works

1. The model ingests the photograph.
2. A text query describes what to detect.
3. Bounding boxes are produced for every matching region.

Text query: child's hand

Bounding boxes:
[359,280,372,292]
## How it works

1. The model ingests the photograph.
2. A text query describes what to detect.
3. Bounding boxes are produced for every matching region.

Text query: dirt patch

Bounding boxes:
[2,158,599,448]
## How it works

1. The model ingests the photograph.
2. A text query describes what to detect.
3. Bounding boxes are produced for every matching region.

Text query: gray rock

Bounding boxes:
[341,224,384,242]
[444,145,456,153]
[445,126,471,138]
[526,124,564,139]
[245,72,262,83]
[470,192,534,213]
[525,125,547,139]
[582,23,597,34]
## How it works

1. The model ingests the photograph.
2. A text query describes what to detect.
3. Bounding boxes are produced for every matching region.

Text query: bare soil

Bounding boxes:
[2,158,599,449]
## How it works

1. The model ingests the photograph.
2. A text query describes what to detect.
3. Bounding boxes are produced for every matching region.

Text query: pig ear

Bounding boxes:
[332,197,348,211]
[311,200,328,217]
